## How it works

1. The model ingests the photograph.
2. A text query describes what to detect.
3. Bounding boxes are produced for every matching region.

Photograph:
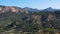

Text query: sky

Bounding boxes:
[0,0,60,9]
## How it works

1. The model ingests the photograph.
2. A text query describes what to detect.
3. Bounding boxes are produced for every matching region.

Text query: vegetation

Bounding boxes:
[0,6,60,34]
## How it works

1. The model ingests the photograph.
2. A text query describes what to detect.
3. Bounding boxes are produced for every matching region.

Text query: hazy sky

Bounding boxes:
[0,0,60,9]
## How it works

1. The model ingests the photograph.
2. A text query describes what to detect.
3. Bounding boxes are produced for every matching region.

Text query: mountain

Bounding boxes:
[24,7,60,12]
[24,7,40,12]
[44,7,54,11]
[43,7,60,12]
[0,5,60,34]
[0,5,29,14]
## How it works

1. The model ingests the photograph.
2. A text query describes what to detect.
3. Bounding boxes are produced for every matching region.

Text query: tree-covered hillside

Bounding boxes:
[0,6,60,34]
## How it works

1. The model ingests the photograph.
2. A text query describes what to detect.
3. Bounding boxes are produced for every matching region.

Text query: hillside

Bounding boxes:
[0,6,60,34]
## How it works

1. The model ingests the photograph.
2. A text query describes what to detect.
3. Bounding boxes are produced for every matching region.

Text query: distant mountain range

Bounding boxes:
[24,7,40,12]
[24,7,60,12]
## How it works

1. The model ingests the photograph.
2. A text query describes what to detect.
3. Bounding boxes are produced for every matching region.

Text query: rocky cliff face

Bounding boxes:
[0,5,29,14]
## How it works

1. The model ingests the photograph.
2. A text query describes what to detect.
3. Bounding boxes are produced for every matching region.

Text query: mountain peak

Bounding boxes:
[45,7,54,11]
[47,7,53,9]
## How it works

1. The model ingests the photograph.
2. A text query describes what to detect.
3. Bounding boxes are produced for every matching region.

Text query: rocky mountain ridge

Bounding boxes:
[0,5,29,14]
